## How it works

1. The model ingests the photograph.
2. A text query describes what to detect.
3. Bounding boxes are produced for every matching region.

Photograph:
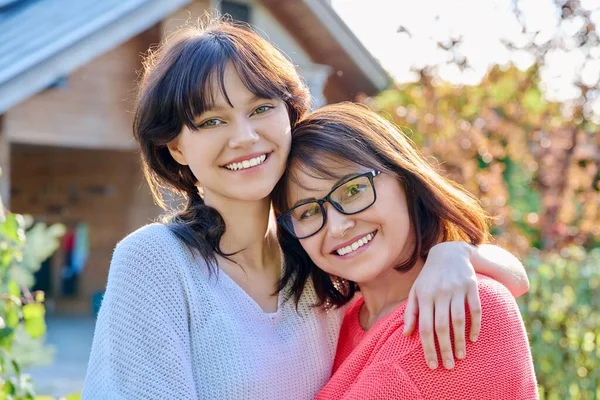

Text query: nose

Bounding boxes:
[326,204,355,239]
[228,119,259,149]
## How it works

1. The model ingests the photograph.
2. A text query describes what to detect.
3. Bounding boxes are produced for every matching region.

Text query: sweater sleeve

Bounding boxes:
[82,227,199,400]
[341,361,424,400]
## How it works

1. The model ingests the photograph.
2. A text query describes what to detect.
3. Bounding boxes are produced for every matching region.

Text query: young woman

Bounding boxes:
[82,20,528,399]
[273,103,538,399]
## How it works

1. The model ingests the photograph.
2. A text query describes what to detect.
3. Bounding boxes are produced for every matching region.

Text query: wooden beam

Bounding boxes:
[0,115,10,209]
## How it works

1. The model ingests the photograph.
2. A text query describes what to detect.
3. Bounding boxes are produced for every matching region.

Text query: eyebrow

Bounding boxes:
[289,172,363,208]
[207,94,269,112]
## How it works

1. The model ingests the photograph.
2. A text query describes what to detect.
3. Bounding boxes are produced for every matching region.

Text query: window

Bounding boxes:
[221,1,251,23]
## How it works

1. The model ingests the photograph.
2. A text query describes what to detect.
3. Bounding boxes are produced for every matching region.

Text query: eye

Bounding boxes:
[197,119,223,128]
[342,183,367,200]
[297,204,321,221]
[251,105,275,116]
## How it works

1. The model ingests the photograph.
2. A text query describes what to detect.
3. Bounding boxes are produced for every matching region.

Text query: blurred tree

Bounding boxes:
[366,0,599,253]
[364,2,600,397]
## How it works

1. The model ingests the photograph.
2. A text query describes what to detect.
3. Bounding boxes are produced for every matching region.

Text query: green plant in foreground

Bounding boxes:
[0,189,76,399]
[519,247,600,400]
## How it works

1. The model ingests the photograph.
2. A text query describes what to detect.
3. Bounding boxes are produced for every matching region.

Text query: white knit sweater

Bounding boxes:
[82,224,344,400]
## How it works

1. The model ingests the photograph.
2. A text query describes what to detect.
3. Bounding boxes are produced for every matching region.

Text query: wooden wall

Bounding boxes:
[10,144,161,314]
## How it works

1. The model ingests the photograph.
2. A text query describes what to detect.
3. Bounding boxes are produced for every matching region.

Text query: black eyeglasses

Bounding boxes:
[277,170,381,240]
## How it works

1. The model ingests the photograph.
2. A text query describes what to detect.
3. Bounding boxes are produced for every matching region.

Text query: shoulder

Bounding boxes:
[112,223,193,264]
[115,223,180,253]
[108,223,205,289]
[477,274,521,316]
[475,275,532,354]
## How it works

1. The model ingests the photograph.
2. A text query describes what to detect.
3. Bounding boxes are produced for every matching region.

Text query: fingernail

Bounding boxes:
[457,351,464,359]
[444,359,455,369]
[428,361,437,370]
[471,335,478,342]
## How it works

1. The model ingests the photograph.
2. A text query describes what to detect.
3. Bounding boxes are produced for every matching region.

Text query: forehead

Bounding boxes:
[285,158,368,201]
[203,63,258,109]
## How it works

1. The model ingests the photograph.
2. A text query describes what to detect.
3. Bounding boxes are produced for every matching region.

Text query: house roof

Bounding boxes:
[259,0,392,100]
[0,0,190,114]
[0,0,390,114]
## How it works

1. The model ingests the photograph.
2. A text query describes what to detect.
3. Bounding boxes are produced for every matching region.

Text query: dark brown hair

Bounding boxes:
[133,18,311,268]
[272,102,492,308]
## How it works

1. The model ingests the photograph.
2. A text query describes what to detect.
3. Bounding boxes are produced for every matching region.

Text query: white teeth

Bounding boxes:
[225,154,267,171]
[336,232,375,256]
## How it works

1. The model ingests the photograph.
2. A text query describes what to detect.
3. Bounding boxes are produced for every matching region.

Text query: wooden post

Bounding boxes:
[0,115,9,210]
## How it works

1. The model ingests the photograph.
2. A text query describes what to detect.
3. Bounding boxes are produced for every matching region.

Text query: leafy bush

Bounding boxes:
[519,247,600,399]
[0,190,73,399]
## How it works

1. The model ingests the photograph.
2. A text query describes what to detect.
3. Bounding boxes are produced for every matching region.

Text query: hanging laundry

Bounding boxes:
[71,222,89,275]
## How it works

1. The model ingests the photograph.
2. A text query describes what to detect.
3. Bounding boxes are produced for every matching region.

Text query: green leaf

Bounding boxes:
[5,304,19,329]
[2,380,14,395]
[0,215,23,245]
[0,328,14,341]
[22,304,46,339]
[7,282,20,299]
[33,292,44,304]
[21,304,44,321]
[10,360,19,376]
[522,87,547,114]
[23,319,46,340]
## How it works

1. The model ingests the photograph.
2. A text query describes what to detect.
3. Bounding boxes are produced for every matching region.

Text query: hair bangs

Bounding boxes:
[168,32,295,132]
[232,54,292,103]
[169,35,234,131]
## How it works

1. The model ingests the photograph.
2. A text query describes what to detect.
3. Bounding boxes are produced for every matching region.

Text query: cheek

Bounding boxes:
[270,110,292,146]
[299,235,327,263]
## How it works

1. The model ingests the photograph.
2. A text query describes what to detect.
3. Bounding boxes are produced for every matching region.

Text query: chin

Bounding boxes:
[233,185,274,202]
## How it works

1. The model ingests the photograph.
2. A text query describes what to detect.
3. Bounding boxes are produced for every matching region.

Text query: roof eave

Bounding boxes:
[0,0,190,115]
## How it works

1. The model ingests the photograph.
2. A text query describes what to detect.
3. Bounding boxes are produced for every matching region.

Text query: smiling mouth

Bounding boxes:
[224,153,268,171]
[333,230,378,256]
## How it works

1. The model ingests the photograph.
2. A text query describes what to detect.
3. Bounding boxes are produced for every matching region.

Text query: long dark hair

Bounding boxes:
[133,18,311,269]
[272,102,492,308]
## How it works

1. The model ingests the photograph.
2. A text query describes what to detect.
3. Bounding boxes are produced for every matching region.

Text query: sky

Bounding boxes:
[331,0,600,103]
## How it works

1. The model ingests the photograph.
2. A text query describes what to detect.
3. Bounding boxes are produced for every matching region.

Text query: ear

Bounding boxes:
[167,136,189,166]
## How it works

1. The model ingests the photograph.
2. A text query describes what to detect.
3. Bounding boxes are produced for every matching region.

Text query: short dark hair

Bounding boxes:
[272,103,491,309]
[133,18,311,268]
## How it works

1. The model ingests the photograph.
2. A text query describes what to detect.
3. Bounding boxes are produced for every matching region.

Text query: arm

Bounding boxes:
[403,241,528,370]
[82,232,198,400]
[471,244,529,298]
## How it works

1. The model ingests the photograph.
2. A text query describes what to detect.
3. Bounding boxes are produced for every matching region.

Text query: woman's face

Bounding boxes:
[167,62,292,204]
[285,161,415,284]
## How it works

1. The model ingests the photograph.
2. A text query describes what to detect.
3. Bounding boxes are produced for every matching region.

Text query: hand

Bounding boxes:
[403,242,482,370]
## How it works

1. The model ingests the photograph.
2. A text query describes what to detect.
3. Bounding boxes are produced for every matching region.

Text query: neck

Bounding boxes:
[204,194,279,271]
[358,257,425,330]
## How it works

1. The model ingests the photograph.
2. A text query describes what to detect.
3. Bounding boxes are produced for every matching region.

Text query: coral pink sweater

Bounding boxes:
[316,276,538,399]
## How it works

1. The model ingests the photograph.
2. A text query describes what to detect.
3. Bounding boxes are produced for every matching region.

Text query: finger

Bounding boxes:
[418,296,438,369]
[403,288,418,336]
[451,292,467,360]
[466,279,482,342]
[434,296,455,369]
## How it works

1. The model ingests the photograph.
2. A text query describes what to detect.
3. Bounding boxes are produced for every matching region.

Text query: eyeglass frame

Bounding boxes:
[276,170,381,240]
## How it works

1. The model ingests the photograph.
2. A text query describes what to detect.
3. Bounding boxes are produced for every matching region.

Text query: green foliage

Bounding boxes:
[0,191,66,399]
[369,64,599,255]
[519,247,600,399]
